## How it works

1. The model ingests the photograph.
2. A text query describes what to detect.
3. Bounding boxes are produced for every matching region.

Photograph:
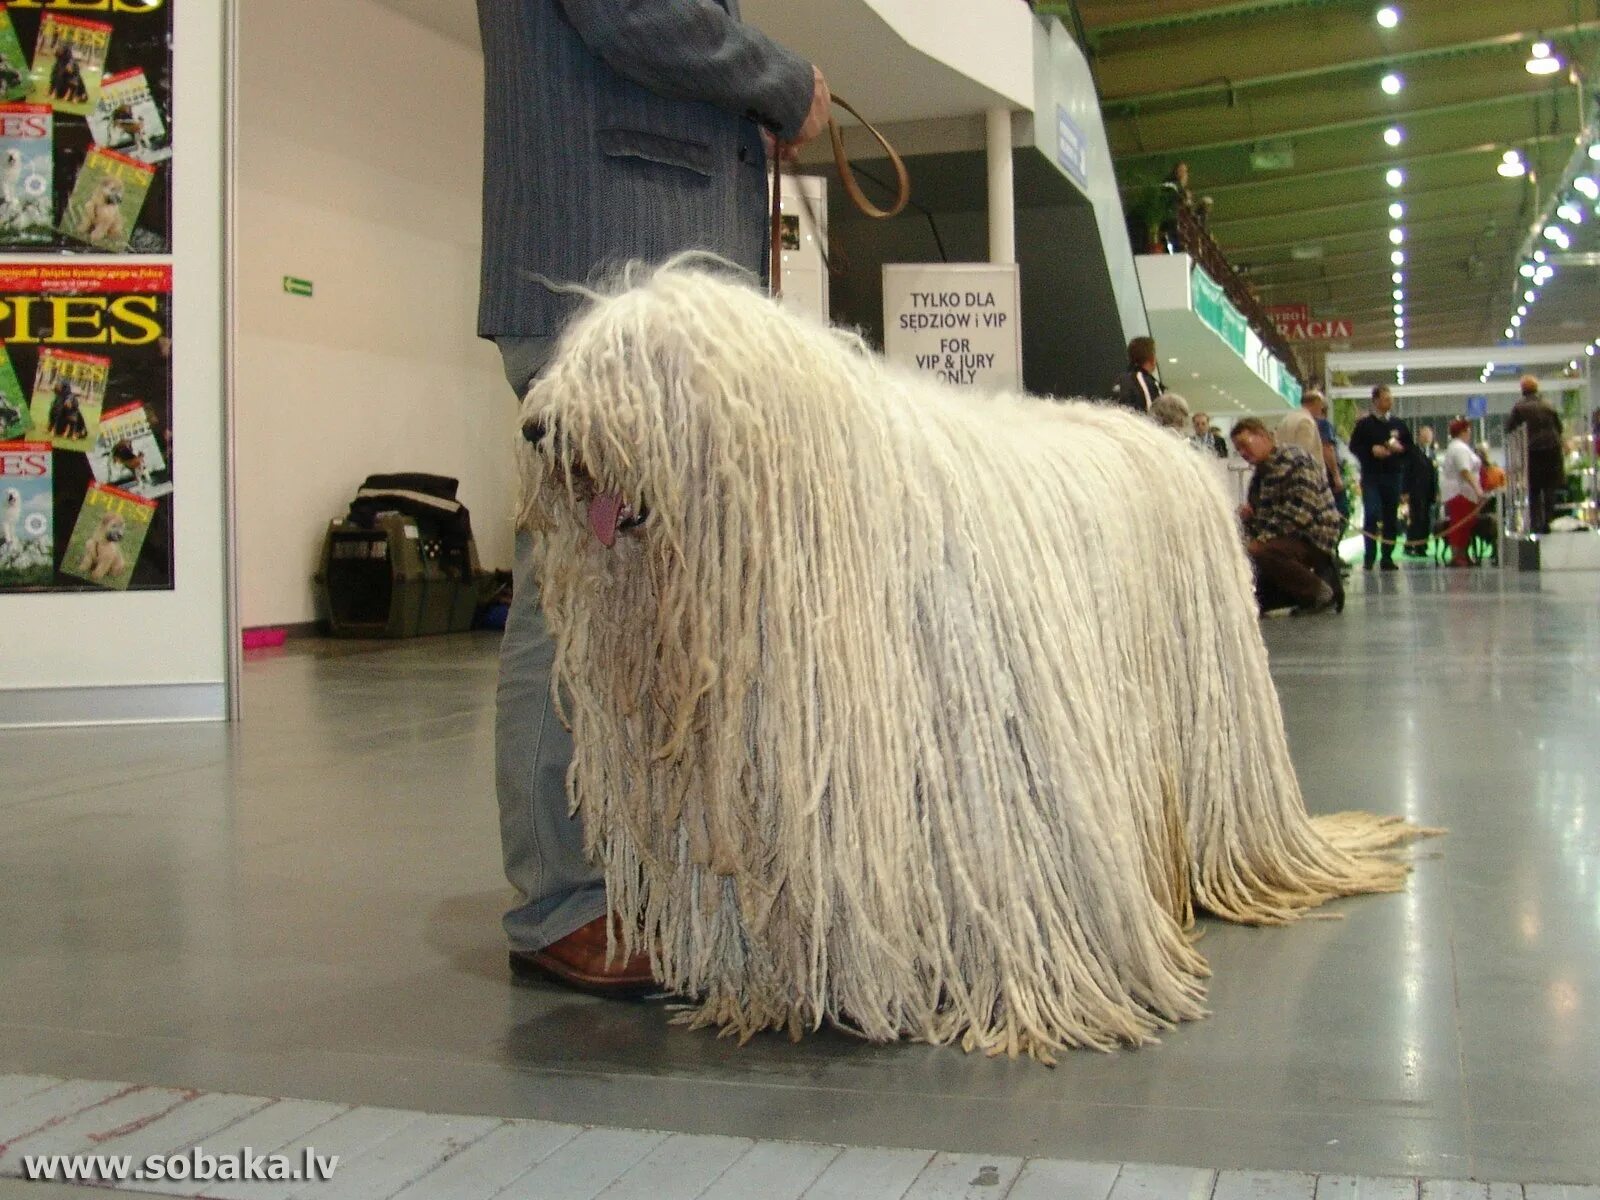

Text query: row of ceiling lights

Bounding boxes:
[1500,158,1600,342]
[1372,8,1580,356]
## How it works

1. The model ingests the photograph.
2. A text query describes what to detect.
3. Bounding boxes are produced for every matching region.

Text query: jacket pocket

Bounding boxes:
[598,128,714,178]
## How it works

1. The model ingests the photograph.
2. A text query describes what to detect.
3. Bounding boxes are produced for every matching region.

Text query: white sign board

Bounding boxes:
[883,263,1022,390]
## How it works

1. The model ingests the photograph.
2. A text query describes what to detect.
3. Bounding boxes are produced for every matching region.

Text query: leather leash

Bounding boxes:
[771,94,910,298]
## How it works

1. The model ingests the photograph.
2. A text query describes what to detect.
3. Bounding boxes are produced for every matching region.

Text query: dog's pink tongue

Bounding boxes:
[587,492,624,548]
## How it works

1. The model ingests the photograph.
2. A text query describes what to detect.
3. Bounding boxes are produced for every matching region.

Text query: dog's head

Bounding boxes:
[518,260,871,556]
[4,149,20,170]
[96,179,124,206]
[97,512,126,543]
[4,488,18,509]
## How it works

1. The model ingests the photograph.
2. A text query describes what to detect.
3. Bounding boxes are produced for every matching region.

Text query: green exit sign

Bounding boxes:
[283,276,313,297]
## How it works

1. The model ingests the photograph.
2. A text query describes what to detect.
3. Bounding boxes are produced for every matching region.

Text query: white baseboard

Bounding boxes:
[0,684,228,728]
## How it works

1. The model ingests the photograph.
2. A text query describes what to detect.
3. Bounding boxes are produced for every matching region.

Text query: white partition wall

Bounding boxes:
[0,3,232,728]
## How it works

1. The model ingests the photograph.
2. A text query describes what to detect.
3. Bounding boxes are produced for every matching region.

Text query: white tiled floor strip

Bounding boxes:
[0,1076,1595,1200]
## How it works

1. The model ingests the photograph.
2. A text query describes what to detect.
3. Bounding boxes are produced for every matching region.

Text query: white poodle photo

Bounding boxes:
[0,148,22,215]
[1,487,19,548]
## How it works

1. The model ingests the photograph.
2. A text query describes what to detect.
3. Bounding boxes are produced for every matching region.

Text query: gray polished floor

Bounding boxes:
[1,567,1596,1185]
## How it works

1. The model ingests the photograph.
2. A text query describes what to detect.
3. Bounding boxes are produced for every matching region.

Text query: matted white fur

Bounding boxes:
[515,262,1429,1060]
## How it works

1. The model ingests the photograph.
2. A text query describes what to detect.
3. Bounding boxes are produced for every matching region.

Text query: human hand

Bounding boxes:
[789,65,831,150]
[1373,445,1389,459]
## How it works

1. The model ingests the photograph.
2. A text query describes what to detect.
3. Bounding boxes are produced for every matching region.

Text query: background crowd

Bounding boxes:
[1111,336,1591,614]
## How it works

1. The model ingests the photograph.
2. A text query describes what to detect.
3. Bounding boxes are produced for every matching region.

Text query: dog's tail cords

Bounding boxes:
[771,94,910,299]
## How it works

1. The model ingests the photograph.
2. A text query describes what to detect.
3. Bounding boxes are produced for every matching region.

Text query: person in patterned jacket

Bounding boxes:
[1230,416,1344,615]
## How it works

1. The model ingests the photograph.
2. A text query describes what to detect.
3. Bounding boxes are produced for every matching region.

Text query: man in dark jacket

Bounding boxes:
[1506,375,1565,534]
[1348,384,1412,571]
[1403,424,1439,556]
[478,0,827,996]
[1111,336,1162,413]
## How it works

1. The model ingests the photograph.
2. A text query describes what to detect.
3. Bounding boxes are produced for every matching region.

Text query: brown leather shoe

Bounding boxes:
[508,916,658,999]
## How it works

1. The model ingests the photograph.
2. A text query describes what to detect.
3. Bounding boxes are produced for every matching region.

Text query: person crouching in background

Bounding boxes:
[1231,417,1344,614]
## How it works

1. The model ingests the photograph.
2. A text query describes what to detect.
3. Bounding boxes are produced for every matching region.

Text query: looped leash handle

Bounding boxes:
[772,93,910,297]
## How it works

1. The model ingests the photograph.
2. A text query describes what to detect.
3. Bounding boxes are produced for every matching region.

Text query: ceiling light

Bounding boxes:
[1511,315,1522,327]
[1396,339,1406,349]
[1570,359,1579,371]
[1557,203,1583,224]
[1381,72,1404,95]
[1384,126,1404,147]
[1587,345,1595,356]
[1591,144,1600,161]
[1391,249,1405,265]
[1527,42,1561,75]
[1505,328,1515,339]
[1518,306,1528,317]
[1376,6,1400,28]
[1389,228,1405,244]
[1519,263,1535,277]
[1524,290,1535,303]
[1386,168,1404,188]
[1574,177,1599,200]
[1498,156,1527,178]
[1394,303,1404,315]
[1544,225,1565,241]
[1393,289,1404,300]
[1392,271,1404,284]
[1388,202,1405,220]
[1534,249,1546,263]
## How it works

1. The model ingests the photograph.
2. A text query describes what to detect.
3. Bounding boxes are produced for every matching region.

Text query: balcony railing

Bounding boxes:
[1172,202,1304,386]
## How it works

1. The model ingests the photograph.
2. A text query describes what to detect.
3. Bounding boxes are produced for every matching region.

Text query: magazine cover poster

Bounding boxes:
[0,438,51,587]
[88,66,167,163]
[28,345,109,452]
[0,102,52,245]
[60,144,151,251]
[0,342,26,438]
[1,0,169,254]
[89,400,169,499]
[27,12,112,118]
[0,263,172,592]
[61,479,152,590]
[0,5,30,103]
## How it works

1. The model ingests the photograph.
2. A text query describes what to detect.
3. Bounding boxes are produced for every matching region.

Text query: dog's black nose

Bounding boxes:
[522,419,548,446]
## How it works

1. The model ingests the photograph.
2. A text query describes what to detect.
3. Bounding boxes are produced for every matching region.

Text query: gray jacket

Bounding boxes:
[476,0,814,338]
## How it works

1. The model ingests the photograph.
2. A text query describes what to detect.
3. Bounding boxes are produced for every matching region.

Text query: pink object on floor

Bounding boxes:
[242,627,287,650]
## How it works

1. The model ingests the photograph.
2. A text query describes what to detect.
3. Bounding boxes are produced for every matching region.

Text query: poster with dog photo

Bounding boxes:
[0,439,51,587]
[61,479,152,590]
[0,102,52,245]
[28,346,108,452]
[87,67,167,164]
[88,401,169,499]
[27,12,111,118]
[0,0,169,255]
[0,262,172,593]
[60,144,150,251]
[0,5,31,103]
[0,344,26,438]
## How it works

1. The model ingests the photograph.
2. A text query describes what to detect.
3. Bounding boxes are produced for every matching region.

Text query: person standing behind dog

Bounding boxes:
[476,0,829,996]
[1348,384,1411,571]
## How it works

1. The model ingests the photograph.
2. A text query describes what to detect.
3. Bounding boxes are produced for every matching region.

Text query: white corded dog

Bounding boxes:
[515,260,1434,1059]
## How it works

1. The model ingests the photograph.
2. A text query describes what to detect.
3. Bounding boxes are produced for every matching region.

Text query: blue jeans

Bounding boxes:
[1361,473,1403,565]
[494,337,607,952]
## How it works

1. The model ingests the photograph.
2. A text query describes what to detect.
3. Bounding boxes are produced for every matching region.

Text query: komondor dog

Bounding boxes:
[515,261,1429,1061]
